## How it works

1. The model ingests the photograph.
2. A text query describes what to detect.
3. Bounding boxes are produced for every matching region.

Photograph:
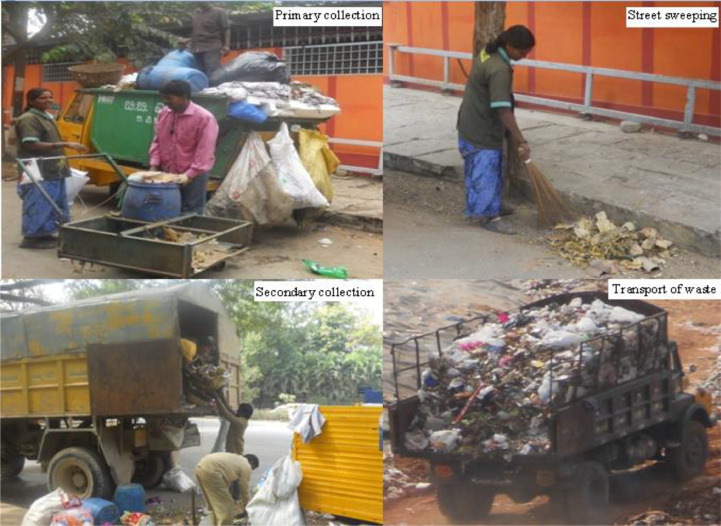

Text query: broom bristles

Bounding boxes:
[525,160,572,227]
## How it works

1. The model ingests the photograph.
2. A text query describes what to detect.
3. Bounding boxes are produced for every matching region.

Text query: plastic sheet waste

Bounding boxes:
[209,51,290,86]
[50,507,94,526]
[206,132,294,225]
[406,298,668,457]
[137,66,209,93]
[268,123,329,210]
[228,101,268,123]
[157,50,199,70]
[65,169,89,206]
[302,259,348,279]
[288,404,326,443]
[120,511,154,525]
[298,129,338,203]
[22,489,82,526]
[246,455,304,526]
[161,466,196,493]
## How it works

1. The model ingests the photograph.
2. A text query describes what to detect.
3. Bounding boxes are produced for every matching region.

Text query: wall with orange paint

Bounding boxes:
[384,1,720,126]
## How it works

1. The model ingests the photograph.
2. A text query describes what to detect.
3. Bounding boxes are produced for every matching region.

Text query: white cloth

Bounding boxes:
[288,403,326,443]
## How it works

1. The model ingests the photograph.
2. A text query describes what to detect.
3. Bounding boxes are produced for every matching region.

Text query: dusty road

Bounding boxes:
[383,280,721,525]
[384,170,721,279]
[0,419,293,525]
[1,179,382,279]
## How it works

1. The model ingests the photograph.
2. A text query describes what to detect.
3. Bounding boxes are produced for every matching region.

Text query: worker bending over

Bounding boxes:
[195,452,258,526]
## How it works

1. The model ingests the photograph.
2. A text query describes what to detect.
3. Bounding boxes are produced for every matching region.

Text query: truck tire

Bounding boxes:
[1,455,25,479]
[132,453,165,489]
[564,462,609,525]
[667,421,708,481]
[437,483,494,523]
[48,447,114,500]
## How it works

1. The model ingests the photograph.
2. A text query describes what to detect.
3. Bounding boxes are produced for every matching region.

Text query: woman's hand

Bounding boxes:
[65,142,88,153]
[517,143,531,162]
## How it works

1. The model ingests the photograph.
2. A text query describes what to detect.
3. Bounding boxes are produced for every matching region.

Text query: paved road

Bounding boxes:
[0,419,293,525]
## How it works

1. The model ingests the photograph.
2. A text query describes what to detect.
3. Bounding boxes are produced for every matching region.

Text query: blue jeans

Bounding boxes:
[458,136,503,219]
[181,173,210,215]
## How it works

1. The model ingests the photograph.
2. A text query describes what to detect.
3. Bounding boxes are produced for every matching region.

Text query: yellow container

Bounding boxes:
[292,405,383,524]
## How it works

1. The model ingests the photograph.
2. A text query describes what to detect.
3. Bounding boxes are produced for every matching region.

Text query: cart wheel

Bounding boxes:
[1,454,25,479]
[48,447,114,499]
[667,421,708,481]
[132,452,166,489]
[437,483,494,523]
[564,462,609,525]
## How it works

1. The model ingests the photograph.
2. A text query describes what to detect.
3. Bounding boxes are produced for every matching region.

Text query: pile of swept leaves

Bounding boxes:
[549,212,673,272]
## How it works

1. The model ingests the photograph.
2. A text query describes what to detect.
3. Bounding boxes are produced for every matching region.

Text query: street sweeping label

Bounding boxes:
[626,7,718,28]
[609,279,721,300]
[273,7,382,27]
[254,280,381,303]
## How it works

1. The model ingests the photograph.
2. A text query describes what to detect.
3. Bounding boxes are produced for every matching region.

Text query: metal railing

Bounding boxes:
[285,41,383,76]
[387,44,721,137]
[327,137,383,176]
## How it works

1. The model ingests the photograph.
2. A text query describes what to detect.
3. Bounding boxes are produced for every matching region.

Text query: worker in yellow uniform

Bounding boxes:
[195,452,259,526]
[215,392,253,454]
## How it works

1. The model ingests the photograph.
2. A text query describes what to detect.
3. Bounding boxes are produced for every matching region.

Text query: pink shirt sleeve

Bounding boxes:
[186,113,219,178]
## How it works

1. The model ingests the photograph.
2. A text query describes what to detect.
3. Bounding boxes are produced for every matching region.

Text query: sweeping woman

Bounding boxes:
[15,88,87,248]
[456,25,535,235]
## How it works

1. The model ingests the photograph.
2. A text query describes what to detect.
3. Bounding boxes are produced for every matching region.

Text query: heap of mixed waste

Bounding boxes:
[549,212,673,272]
[405,298,666,458]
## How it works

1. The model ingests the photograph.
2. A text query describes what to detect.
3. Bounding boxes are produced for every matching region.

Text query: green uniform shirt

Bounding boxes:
[456,48,514,150]
[15,108,67,179]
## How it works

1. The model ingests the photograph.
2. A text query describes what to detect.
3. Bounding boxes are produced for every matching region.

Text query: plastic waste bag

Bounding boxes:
[162,466,196,493]
[22,489,82,526]
[302,259,348,279]
[50,507,94,526]
[157,49,199,70]
[210,51,290,86]
[65,169,89,206]
[268,123,329,210]
[206,132,294,225]
[247,455,304,526]
[298,129,339,203]
[228,101,267,124]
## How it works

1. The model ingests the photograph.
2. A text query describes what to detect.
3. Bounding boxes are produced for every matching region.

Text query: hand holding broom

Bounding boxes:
[518,145,573,227]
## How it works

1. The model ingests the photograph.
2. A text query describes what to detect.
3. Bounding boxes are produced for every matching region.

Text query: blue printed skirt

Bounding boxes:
[17,179,69,238]
[458,136,503,219]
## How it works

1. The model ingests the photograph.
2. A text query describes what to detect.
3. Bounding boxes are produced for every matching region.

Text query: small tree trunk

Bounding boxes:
[472,2,507,57]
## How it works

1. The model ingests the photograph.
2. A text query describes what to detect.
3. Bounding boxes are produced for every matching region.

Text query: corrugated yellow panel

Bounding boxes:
[293,406,383,524]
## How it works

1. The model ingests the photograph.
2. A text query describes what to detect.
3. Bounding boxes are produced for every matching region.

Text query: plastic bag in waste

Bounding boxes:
[268,123,329,210]
[50,507,94,526]
[22,489,81,526]
[302,259,348,279]
[228,101,268,124]
[162,466,196,493]
[298,129,338,203]
[65,169,89,206]
[206,132,294,225]
[137,66,208,93]
[156,49,199,70]
[247,455,304,526]
[429,429,460,452]
[210,51,290,86]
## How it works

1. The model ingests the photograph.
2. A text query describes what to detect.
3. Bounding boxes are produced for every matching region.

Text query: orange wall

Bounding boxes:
[384,1,721,125]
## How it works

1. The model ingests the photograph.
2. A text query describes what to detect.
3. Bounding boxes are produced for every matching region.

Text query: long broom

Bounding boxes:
[521,152,573,227]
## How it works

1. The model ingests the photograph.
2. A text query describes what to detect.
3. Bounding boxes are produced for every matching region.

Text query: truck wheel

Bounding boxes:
[668,421,708,481]
[48,447,114,500]
[564,462,609,525]
[437,483,494,523]
[1,455,25,479]
[132,453,165,489]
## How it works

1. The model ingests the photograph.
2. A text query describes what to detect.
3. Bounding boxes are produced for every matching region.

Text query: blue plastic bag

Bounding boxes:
[228,101,268,123]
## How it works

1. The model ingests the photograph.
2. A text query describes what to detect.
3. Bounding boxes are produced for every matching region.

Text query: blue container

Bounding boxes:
[157,50,199,70]
[121,181,181,222]
[137,66,209,92]
[228,101,267,123]
[83,498,121,525]
[114,483,147,513]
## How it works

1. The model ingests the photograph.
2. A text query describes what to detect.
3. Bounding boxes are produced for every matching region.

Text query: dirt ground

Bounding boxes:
[1,168,382,278]
[383,281,721,525]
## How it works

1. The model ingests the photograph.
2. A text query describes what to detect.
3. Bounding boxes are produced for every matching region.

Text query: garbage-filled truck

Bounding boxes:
[0,283,241,499]
[387,291,715,524]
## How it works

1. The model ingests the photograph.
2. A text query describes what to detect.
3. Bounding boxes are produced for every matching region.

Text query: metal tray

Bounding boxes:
[59,214,253,278]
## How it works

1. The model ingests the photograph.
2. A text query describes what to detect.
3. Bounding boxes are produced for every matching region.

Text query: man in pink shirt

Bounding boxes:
[149,80,219,215]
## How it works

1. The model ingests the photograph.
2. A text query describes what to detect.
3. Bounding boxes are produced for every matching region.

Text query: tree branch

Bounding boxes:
[0,293,54,306]
[0,280,63,292]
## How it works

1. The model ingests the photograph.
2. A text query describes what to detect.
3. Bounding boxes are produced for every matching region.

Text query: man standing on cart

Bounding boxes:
[149,80,219,215]
[15,88,87,249]
[179,3,231,77]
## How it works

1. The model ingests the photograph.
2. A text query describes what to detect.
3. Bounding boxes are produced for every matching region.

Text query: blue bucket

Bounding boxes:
[82,498,121,524]
[114,483,147,513]
[137,66,209,93]
[121,180,182,222]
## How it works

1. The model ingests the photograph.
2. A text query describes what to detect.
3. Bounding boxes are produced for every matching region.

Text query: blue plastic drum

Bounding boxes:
[137,66,209,92]
[121,181,181,222]
[114,483,147,513]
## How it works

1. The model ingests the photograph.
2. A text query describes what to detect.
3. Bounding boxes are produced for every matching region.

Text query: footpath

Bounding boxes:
[384,86,721,258]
